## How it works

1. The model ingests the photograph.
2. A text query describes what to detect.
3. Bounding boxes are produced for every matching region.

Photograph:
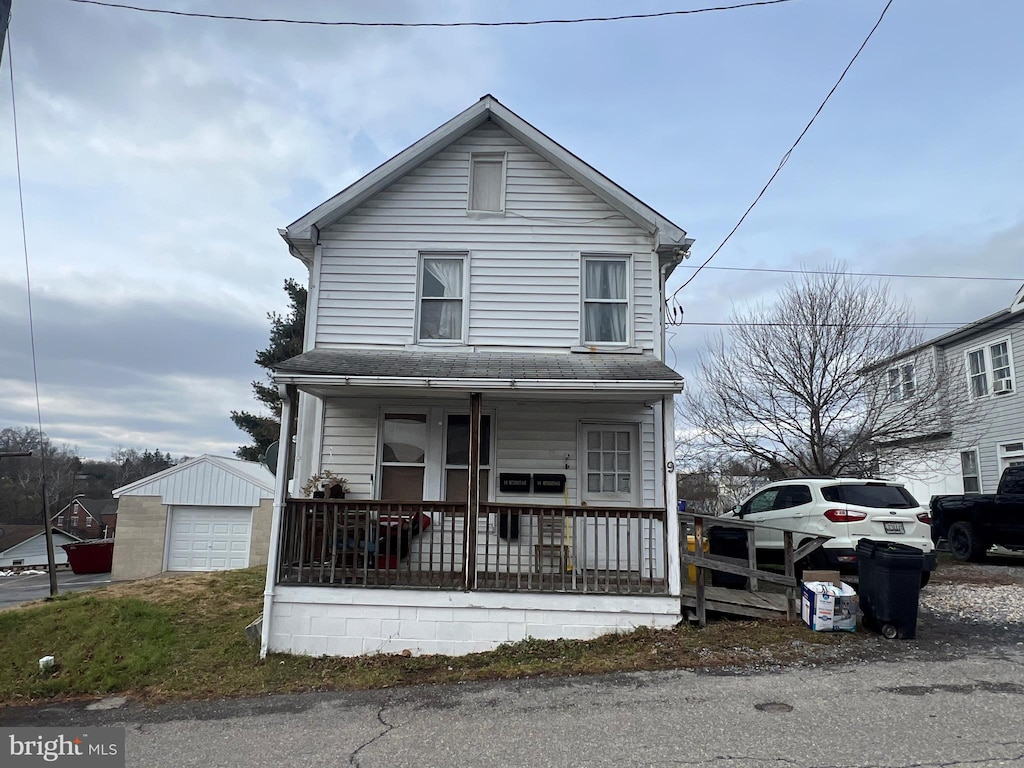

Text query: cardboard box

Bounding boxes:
[801,581,858,632]
[802,569,841,587]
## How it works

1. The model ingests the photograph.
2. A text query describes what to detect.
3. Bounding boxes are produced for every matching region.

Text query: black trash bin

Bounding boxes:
[856,539,924,639]
[708,526,748,588]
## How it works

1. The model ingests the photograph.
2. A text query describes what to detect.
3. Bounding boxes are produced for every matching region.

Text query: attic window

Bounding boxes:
[468,153,505,213]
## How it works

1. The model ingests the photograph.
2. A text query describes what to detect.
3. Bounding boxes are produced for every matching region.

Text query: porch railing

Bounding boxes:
[276,498,669,595]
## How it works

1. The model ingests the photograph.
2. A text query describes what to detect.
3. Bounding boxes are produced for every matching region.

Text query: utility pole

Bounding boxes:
[1,0,11,63]
[0,449,59,597]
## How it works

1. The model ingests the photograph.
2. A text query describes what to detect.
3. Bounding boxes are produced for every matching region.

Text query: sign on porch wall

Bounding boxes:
[498,473,531,493]
[533,474,566,494]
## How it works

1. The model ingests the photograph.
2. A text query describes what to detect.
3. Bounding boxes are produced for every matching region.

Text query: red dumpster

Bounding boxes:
[61,540,114,574]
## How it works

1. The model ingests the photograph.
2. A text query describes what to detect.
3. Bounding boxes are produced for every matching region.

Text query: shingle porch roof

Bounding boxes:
[274,349,683,392]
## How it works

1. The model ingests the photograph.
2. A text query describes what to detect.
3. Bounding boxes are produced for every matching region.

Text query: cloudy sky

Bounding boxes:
[1,0,1022,461]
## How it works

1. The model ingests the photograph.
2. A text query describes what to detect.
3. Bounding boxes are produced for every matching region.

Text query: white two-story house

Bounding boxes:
[879,284,1024,502]
[259,95,691,658]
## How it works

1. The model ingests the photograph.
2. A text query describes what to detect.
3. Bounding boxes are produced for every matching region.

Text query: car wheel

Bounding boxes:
[948,521,986,562]
[920,570,931,589]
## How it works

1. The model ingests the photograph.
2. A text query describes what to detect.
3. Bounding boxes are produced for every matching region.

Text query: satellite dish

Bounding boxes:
[263,441,279,476]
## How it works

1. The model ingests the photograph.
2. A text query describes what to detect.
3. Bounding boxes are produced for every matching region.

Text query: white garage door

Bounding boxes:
[167,506,252,572]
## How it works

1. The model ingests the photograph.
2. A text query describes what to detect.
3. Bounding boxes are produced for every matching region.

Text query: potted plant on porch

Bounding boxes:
[301,470,350,499]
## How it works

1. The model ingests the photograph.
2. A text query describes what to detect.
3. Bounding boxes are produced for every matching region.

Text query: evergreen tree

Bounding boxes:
[231,279,306,461]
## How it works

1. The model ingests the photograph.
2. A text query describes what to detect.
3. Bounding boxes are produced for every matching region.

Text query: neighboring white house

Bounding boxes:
[111,455,275,580]
[0,526,80,569]
[261,95,691,658]
[880,284,1024,502]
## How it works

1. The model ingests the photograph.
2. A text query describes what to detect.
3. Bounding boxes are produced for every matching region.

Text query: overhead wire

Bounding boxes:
[7,25,59,593]
[667,0,895,311]
[64,0,804,27]
[674,264,1023,283]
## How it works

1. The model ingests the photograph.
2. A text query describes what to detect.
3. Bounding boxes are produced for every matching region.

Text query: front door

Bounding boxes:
[578,423,643,570]
[580,423,639,507]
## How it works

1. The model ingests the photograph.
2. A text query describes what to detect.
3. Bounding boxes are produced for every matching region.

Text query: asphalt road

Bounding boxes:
[0,570,112,609]
[3,644,1023,768]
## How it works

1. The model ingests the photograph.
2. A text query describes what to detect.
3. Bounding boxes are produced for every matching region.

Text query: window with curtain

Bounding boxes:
[419,254,465,341]
[582,256,629,344]
[468,153,505,212]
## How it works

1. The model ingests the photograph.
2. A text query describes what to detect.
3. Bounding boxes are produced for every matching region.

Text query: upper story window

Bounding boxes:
[966,337,1014,398]
[418,253,466,342]
[468,153,505,213]
[887,363,916,401]
[582,255,630,345]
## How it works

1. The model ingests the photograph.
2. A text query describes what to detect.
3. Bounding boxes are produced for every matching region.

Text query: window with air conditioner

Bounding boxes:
[965,337,1014,399]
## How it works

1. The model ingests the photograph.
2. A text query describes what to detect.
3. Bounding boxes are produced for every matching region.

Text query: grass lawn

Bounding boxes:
[0,568,856,707]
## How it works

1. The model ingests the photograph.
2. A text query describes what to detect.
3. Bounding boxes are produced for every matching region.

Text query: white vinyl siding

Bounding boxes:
[320,397,659,508]
[315,124,657,352]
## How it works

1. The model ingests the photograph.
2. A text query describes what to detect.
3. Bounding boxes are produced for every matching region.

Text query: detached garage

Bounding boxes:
[111,455,275,581]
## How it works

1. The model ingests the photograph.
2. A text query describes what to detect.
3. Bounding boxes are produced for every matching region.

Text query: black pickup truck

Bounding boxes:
[930,466,1024,561]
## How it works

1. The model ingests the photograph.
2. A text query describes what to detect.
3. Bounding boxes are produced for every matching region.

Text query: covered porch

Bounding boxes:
[261,348,684,657]
[277,498,669,594]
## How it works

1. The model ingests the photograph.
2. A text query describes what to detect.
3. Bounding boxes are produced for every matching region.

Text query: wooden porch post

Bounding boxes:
[463,392,481,590]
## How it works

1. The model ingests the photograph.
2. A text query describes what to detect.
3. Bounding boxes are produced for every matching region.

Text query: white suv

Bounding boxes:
[721,478,937,585]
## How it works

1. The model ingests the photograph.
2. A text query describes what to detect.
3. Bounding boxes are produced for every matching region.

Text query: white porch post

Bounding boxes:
[260,384,296,659]
[663,394,681,597]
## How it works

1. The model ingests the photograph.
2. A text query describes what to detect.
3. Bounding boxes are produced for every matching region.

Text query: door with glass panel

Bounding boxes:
[578,424,645,572]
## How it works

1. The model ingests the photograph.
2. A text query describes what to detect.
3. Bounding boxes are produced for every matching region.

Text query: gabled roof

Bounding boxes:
[866,285,1024,371]
[113,454,274,498]
[280,94,691,266]
[53,498,118,521]
[0,526,81,555]
[275,349,684,394]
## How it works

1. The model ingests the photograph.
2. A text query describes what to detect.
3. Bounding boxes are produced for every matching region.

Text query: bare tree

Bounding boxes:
[684,266,972,478]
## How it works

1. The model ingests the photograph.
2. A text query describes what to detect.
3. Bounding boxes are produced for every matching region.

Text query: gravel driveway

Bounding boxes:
[806,548,1024,670]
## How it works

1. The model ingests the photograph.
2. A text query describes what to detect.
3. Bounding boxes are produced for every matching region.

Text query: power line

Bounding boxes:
[64,0,804,26]
[677,321,968,329]
[676,264,1023,282]
[7,27,60,598]
[669,0,895,302]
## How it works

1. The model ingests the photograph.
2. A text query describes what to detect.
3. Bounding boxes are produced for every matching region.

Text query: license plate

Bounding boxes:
[883,522,905,534]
